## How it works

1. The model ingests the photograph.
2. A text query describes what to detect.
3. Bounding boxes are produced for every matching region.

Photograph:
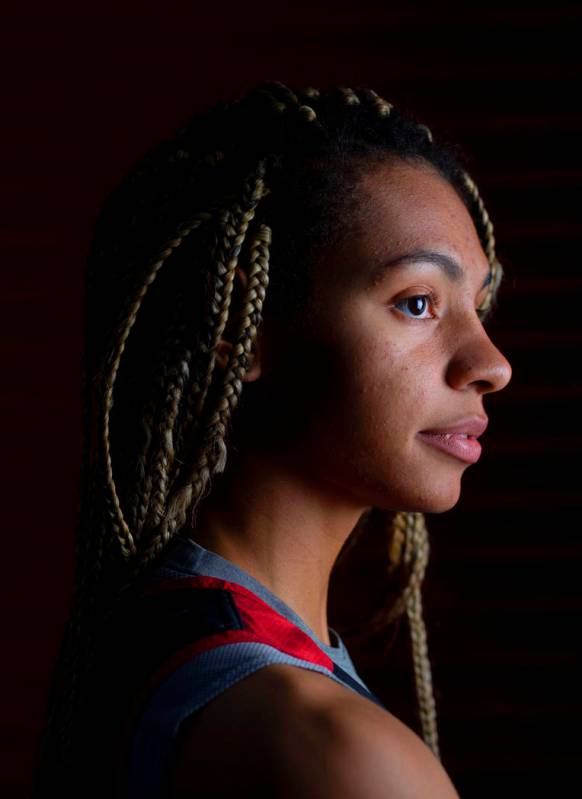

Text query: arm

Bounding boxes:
[163,664,460,798]
[273,676,461,799]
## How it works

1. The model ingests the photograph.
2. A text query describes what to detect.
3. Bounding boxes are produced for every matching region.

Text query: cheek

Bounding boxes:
[265,315,444,455]
[338,335,443,443]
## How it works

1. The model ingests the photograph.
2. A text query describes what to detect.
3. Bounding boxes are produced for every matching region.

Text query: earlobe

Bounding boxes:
[213,266,263,381]
[244,346,262,381]
[214,339,232,371]
[214,337,262,382]
[244,326,263,382]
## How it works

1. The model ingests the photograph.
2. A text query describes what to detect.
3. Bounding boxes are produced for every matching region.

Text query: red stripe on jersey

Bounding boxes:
[140,575,334,670]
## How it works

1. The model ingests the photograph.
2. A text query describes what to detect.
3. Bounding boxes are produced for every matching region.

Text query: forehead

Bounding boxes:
[340,159,490,288]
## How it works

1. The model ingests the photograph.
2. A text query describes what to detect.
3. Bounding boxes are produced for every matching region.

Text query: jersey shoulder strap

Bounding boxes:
[103,574,386,797]
[123,574,385,724]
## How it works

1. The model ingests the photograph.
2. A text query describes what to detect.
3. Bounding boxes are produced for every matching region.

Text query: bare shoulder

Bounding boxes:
[162,663,460,798]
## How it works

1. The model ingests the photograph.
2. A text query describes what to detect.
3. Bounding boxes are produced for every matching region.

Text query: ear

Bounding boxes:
[214,266,263,382]
[214,338,262,381]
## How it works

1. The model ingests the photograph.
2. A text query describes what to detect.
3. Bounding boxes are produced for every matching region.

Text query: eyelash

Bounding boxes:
[393,292,494,324]
[394,291,441,320]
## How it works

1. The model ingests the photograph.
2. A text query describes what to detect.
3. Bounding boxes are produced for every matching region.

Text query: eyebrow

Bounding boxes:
[370,249,492,292]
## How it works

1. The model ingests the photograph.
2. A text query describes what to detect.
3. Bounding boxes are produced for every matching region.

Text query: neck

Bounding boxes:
[185,447,367,645]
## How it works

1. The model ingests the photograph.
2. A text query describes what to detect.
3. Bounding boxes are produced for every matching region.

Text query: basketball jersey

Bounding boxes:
[83,535,386,798]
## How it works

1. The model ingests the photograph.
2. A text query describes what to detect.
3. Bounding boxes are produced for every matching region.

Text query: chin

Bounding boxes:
[368,479,461,515]
[418,492,461,514]
[344,451,465,514]
[388,475,463,515]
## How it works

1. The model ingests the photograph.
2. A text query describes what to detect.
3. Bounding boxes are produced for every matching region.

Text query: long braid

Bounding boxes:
[399,512,439,758]
[130,392,157,536]
[146,331,193,532]
[138,168,270,564]
[199,222,272,471]
[186,208,243,426]
[178,169,270,448]
[138,210,241,540]
[461,169,504,314]
[127,163,272,554]
[127,290,193,539]
[34,209,218,791]
[100,211,216,559]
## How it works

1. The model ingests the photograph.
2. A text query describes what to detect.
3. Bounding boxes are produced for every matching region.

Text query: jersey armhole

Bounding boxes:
[122,642,344,799]
[113,576,385,798]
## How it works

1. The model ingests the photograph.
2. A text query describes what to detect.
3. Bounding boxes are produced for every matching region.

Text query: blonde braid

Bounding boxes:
[102,147,230,557]
[186,208,242,426]
[461,170,504,313]
[180,176,269,450]
[100,210,215,560]
[400,512,440,759]
[130,153,252,542]
[129,308,192,539]
[351,511,438,755]
[137,169,270,565]
[296,85,321,101]
[130,393,156,536]
[335,86,362,107]
[153,211,246,489]
[251,80,322,127]
[198,221,271,479]
[147,336,193,531]
[354,87,394,118]
[143,206,252,537]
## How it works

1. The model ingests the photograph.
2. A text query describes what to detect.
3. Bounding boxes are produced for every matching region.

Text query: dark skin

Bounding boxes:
[167,158,512,797]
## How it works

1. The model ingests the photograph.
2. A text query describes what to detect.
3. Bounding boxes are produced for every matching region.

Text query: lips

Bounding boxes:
[417,417,488,464]
[420,417,488,437]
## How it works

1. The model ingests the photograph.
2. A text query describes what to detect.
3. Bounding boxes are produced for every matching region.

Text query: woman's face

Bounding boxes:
[250,158,512,514]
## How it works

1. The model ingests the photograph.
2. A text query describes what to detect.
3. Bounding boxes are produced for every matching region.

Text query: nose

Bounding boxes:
[446,326,512,395]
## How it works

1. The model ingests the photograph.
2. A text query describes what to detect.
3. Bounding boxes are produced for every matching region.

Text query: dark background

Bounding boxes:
[1,3,581,796]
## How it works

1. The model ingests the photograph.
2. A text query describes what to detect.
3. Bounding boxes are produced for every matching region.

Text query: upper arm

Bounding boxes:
[163,663,459,799]
[274,685,461,799]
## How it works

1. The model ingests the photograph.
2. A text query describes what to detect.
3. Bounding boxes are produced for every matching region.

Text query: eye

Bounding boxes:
[394,292,439,320]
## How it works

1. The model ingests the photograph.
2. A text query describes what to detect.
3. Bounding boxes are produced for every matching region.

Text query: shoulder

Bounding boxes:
[162,663,460,798]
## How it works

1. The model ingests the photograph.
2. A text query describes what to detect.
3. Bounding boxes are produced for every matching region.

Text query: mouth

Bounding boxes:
[417,430,482,464]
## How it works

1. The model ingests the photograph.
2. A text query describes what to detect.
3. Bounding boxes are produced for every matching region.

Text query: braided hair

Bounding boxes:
[34,81,503,793]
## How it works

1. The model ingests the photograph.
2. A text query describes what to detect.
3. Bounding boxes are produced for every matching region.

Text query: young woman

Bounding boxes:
[35,81,512,798]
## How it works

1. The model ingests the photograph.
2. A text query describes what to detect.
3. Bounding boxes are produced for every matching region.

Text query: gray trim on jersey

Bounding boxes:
[128,642,367,799]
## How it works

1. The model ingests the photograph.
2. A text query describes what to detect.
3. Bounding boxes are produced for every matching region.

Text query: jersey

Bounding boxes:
[76,535,386,798]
